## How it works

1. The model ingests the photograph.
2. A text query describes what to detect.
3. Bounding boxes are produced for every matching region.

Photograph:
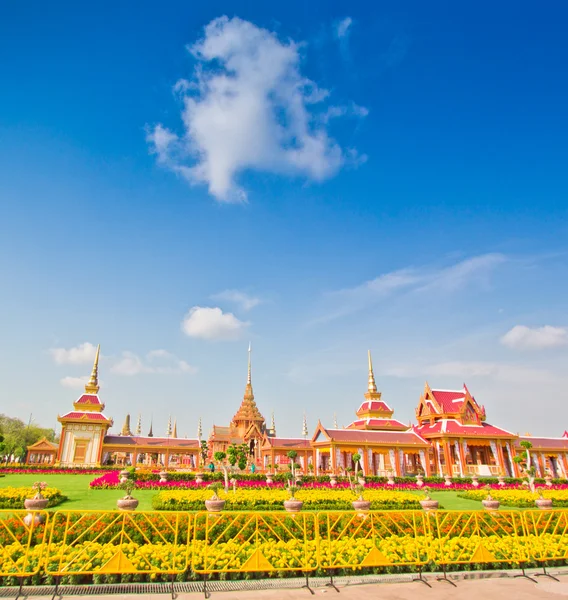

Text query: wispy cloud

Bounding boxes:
[111,350,196,376]
[501,325,568,350]
[60,375,90,389]
[211,289,262,311]
[181,306,249,340]
[147,16,365,202]
[50,342,98,365]
[334,17,352,40]
[312,253,507,324]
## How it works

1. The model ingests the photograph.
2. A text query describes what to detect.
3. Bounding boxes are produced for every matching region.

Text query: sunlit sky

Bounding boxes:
[1,1,567,438]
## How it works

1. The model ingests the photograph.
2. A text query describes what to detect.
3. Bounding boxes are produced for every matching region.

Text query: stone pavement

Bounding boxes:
[21,576,568,600]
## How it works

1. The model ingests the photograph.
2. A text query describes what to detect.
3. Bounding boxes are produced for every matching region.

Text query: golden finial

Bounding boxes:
[166,415,172,437]
[247,342,252,385]
[197,417,202,440]
[172,418,178,438]
[135,414,141,436]
[271,411,276,436]
[333,413,338,429]
[121,414,132,436]
[84,344,100,394]
[367,350,377,393]
[148,417,153,438]
[302,413,308,438]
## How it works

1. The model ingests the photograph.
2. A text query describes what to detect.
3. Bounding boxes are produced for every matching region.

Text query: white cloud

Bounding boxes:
[335,17,353,39]
[50,342,98,365]
[60,375,90,389]
[111,350,196,376]
[313,253,506,324]
[147,16,365,202]
[211,289,261,311]
[181,306,249,340]
[501,325,568,350]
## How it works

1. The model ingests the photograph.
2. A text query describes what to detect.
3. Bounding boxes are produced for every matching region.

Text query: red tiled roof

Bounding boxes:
[357,400,392,413]
[321,428,429,446]
[263,437,311,448]
[517,436,568,451]
[103,435,200,448]
[74,394,102,405]
[430,390,466,412]
[60,411,110,422]
[347,418,408,430]
[416,419,515,438]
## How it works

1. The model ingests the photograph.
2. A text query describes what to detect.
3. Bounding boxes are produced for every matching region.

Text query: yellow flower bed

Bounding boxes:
[0,487,65,509]
[459,488,568,507]
[153,487,420,511]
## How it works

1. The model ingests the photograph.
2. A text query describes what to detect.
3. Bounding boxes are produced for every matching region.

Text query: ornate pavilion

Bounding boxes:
[45,344,568,478]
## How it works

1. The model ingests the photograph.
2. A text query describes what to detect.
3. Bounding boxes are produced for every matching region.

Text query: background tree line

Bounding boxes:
[0,414,57,460]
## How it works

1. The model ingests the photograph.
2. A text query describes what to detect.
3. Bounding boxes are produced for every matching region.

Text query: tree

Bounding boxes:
[287,450,298,480]
[352,453,362,479]
[214,451,230,492]
[199,440,209,468]
[0,414,56,461]
[514,440,536,493]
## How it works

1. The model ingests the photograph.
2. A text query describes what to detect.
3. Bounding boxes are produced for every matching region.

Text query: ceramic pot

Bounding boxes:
[420,499,439,511]
[536,498,553,510]
[444,475,452,487]
[266,474,273,485]
[119,470,130,484]
[117,497,139,511]
[159,470,168,483]
[387,475,395,486]
[416,475,424,488]
[482,499,500,511]
[352,500,371,511]
[472,476,479,487]
[284,499,303,512]
[498,475,505,487]
[195,473,204,484]
[329,476,337,487]
[24,497,49,511]
[545,476,553,487]
[205,499,225,512]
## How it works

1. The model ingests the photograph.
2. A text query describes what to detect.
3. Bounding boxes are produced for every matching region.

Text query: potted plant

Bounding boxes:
[352,483,371,511]
[513,440,536,493]
[119,469,130,484]
[387,470,395,486]
[419,487,438,511]
[329,472,337,487]
[544,469,553,487]
[481,485,500,511]
[117,480,139,511]
[24,481,49,510]
[535,489,553,510]
[444,474,452,487]
[284,477,303,512]
[471,474,479,487]
[159,470,168,483]
[266,464,273,484]
[497,473,505,487]
[415,471,424,487]
[205,482,226,512]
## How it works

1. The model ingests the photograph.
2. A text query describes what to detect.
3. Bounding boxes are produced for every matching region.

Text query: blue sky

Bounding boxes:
[1,1,567,438]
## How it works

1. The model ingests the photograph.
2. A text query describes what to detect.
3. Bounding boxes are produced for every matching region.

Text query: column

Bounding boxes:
[443,441,452,476]
[394,447,401,476]
[458,440,467,477]
[330,445,336,474]
[363,446,370,476]
[497,444,506,475]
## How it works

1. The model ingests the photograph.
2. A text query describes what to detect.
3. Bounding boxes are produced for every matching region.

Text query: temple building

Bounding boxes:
[414,383,518,477]
[208,345,268,463]
[41,343,568,478]
[311,352,431,476]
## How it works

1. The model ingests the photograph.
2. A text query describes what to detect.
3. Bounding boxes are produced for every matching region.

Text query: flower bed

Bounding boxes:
[152,488,422,511]
[0,486,67,509]
[458,488,568,507]
[0,467,113,475]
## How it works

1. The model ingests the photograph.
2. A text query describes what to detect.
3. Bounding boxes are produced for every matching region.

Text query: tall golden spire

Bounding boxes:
[367,350,377,393]
[135,414,141,436]
[302,413,308,438]
[197,417,202,440]
[247,342,252,386]
[172,418,178,438]
[148,417,154,437]
[166,415,172,437]
[84,344,100,394]
[270,411,276,436]
[121,414,132,436]
[333,413,338,429]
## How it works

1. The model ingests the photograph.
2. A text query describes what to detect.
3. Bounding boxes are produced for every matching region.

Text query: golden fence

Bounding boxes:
[0,510,48,577]
[4,509,568,582]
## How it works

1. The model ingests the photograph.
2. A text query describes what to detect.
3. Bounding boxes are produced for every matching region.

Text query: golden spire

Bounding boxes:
[84,344,100,394]
[270,411,276,436]
[367,350,377,393]
[247,342,252,386]
[121,414,132,436]
[333,413,338,429]
[166,415,172,437]
[197,417,202,440]
[148,417,154,438]
[172,418,178,438]
[135,414,141,436]
[302,413,308,438]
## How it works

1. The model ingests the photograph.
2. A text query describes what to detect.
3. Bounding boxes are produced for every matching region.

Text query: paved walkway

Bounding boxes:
[21,575,568,600]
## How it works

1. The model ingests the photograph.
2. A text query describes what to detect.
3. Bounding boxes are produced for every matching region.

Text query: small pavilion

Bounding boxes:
[26,438,58,465]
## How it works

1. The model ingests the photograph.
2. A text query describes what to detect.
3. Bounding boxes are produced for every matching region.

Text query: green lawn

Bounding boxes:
[0,473,488,511]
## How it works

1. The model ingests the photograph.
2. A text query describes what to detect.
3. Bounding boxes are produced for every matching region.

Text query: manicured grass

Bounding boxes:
[0,473,502,512]
[0,473,156,511]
